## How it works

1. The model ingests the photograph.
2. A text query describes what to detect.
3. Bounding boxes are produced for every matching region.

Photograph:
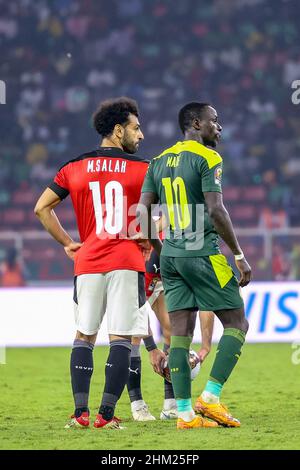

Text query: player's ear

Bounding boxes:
[192,118,202,131]
[114,123,125,139]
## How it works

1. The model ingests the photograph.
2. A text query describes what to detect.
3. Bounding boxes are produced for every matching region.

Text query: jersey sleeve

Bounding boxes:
[201,160,223,193]
[48,165,70,200]
[141,160,157,194]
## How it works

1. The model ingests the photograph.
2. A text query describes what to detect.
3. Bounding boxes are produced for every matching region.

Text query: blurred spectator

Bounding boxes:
[259,170,289,228]
[0,248,26,287]
[259,205,288,229]
[272,244,290,281]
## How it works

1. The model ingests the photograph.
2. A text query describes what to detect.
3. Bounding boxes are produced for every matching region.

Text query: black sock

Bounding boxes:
[127,356,142,403]
[164,378,175,400]
[70,339,94,417]
[163,343,174,399]
[99,339,131,420]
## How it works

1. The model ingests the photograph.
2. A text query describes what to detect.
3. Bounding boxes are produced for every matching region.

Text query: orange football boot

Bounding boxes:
[194,396,240,427]
[177,415,218,430]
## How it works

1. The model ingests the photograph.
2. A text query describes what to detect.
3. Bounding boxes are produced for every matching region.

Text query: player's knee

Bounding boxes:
[236,309,249,333]
[230,314,249,334]
[131,336,142,346]
[170,324,186,336]
[241,317,249,334]
[217,307,248,333]
[170,318,188,336]
[169,309,197,336]
[75,330,97,344]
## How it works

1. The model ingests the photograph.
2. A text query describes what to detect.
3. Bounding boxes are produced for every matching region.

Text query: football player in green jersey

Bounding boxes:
[138,102,251,429]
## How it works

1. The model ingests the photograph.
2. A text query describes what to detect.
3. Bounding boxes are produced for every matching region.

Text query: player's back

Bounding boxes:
[142,140,223,257]
[50,147,149,275]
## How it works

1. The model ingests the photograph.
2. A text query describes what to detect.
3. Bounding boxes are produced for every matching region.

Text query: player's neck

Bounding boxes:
[184,131,205,145]
[100,137,124,150]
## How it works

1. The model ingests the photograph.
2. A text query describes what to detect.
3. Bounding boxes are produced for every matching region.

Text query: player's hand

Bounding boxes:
[235,257,252,287]
[132,235,152,260]
[129,231,147,241]
[64,241,83,260]
[128,233,151,249]
[149,348,166,375]
[137,239,152,261]
[197,347,210,364]
[126,233,152,261]
[141,247,151,262]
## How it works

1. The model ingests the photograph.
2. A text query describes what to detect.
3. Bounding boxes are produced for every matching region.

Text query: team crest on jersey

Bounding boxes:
[214,166,222,185]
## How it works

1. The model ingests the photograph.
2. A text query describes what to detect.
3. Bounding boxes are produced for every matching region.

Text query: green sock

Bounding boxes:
[168,336,192,400]
[209,328,246,386]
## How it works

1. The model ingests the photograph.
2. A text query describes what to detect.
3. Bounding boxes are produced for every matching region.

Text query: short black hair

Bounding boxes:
[178,102,211,134]
[93,97,139,137]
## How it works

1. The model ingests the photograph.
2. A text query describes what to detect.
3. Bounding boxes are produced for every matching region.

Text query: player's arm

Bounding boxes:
[137,192,163,256]
[198,311,214,363]
[155,213,168,233]
[142,317,166,374]
[132,213,164,259]
[138,160,163,255]
[34,188,82,260]
[204,191,251,287]
[144,335,166,375]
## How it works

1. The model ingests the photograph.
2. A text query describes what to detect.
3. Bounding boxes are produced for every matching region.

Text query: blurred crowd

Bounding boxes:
[0,0,299,281]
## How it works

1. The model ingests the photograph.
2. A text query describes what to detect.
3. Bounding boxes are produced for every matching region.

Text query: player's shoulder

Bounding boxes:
[98,147,149,164]
[57,148,149,172]
[121,153,150,164]
[182,141,222,169]
[153,140,222,169]
[57,149,99,172]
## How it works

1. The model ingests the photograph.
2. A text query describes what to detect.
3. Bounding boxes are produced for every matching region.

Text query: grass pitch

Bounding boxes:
[0,343,299,450]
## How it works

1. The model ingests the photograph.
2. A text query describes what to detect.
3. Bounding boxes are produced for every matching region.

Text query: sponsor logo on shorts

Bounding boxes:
[153,264,160,273]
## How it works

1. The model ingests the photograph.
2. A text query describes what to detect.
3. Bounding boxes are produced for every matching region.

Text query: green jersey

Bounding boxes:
[142,140,223,257]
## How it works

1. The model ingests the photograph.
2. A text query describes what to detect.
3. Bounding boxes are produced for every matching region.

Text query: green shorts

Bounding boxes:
[160,254,244,312]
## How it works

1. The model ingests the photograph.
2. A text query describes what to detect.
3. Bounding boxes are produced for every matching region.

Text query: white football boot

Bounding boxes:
[160,399,178,420]
[131,400,156,421]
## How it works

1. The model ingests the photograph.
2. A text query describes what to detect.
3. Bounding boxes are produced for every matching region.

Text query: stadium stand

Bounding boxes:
[0,0,299,281]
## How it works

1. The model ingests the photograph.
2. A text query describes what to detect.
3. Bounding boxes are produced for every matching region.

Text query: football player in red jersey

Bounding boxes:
[34,97,164,429]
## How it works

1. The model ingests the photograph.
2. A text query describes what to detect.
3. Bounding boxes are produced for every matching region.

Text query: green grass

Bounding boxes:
[0,344,299,450]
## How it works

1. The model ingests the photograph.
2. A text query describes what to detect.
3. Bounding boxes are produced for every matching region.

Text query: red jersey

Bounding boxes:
[49,147,149,275]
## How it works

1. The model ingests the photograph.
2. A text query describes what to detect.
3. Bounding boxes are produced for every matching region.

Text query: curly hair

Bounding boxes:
[178,102,211,134]
[93,97,139,137]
